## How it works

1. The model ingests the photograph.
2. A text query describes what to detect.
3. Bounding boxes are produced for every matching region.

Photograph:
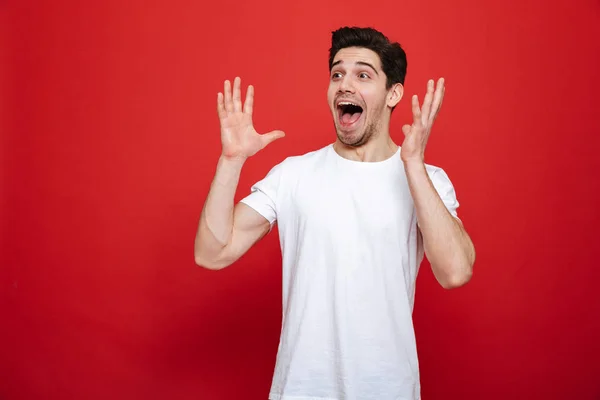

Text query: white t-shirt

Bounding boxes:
[240,143,459,400]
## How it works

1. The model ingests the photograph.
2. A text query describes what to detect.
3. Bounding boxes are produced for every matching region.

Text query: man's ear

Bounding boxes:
[387,83,404,108]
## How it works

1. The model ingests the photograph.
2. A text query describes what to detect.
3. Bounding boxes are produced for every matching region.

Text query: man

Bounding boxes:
[195,26,475,400]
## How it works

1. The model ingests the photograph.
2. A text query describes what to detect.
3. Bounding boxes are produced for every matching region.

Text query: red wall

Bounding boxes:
[2,1,600,399]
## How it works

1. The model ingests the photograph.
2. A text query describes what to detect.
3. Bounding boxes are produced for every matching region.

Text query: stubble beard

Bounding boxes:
[335,112,381,148]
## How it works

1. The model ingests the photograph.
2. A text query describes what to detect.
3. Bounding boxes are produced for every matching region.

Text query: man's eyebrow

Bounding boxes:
[331,60,379,76]
[356,61,379,75]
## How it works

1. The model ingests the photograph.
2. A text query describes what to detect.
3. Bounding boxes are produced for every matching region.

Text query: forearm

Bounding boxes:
[194,156,245,266]
[404,160,474,288]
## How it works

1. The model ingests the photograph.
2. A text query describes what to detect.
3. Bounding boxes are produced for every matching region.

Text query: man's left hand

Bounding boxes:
[400,78,445,164]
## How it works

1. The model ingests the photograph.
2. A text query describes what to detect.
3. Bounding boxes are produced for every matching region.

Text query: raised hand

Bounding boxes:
[217,77,285,161]
[400,78,445,163]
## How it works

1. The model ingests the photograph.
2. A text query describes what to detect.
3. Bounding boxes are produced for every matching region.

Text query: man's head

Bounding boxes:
[327,27,407,147]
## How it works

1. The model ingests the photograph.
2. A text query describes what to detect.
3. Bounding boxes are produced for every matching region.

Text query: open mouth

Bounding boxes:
[337,101,363,127]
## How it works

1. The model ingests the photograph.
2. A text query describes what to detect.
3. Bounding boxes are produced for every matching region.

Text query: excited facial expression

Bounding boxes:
[327,47,392,147]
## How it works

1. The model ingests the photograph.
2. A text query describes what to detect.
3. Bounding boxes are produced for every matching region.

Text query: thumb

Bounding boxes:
[261,130,286,146]
[402,124,411,136]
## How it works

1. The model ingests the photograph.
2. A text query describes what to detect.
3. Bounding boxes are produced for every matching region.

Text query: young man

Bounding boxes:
[195,26,475,400]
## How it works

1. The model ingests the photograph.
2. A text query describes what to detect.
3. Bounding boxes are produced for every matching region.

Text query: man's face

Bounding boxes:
[327,46,390,147]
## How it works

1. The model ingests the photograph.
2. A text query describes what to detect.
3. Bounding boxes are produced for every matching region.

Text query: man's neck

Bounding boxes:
[333,136,399,163]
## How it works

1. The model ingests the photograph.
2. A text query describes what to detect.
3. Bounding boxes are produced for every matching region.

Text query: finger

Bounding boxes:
[224,79,233,113]
[421,79,434,124]
[429,77,445,124]
[402,124,411,136]
[244,84,254,115]
[411,94,422,127]
[261,130,286,147]
[217,92,226,120]
[233,76,242,112]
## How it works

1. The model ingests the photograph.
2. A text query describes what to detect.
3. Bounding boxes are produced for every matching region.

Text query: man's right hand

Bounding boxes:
[195,77,282,270]
[217,77,285,161]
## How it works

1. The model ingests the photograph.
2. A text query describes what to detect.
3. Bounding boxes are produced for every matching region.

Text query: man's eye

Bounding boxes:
[332,72,342,79]
[359,73,369,79]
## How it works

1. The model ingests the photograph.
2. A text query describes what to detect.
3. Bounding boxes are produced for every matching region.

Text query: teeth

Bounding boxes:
[338,101,359,107]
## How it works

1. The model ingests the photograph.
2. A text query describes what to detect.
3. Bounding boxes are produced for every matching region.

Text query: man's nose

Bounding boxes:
[338,76,355,93]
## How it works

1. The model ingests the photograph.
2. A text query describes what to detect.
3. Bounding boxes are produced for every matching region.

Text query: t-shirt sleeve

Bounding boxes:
[239,161,284,228]
[429,167,460,219]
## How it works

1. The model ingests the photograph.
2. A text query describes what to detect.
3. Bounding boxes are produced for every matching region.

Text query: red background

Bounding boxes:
[2,0,600,399]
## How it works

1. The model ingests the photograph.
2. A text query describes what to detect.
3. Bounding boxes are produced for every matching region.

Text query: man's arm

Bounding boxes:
[405,161,475,288]
[194,156,271,270]
[400,77,474,288]
[194,76,284,270]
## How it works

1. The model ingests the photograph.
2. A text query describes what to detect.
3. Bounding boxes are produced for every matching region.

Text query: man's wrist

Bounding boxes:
[402,157,426,172]
[219,154,247,169]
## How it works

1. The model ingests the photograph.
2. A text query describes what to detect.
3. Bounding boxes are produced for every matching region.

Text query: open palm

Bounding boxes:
[401,78,445,163]
[217,77,284,160]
